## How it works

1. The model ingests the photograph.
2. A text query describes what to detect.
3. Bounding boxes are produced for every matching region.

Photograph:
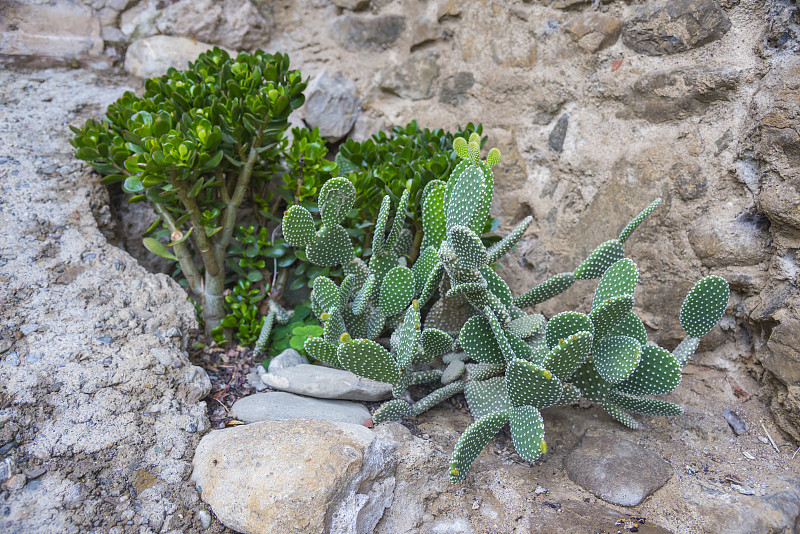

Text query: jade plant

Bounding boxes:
[70,48,306,335]
[282,132,730,483]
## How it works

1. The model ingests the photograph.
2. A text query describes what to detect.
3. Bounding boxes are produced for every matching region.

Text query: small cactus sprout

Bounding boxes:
[281,129,729,484]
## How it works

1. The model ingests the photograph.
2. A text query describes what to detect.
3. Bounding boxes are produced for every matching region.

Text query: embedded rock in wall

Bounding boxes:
[377,50,440,100]
[622,0,731,56]
[304,71,361,142]
[124,35,221,79]
[333,14,406,51]
[564,13,622,53]
[439,72,474,107]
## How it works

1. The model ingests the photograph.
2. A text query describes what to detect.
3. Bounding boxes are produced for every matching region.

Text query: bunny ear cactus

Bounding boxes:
[283,131,730,484]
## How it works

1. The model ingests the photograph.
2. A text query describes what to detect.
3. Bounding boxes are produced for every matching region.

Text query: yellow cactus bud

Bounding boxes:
[543,369,552,380]
[468,141,480,166]
[340,333,352,343]
[412,299,419,311]
[453,137,468,159]
[540,440,547,454]
[450,467,459,476]
[320,312,330,321]
[487,147,501,167]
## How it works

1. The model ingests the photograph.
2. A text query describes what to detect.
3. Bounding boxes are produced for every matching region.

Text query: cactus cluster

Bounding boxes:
[281,132,730,484]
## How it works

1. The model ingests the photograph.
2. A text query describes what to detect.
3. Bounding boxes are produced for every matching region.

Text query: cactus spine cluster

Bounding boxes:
[282,132,730,484]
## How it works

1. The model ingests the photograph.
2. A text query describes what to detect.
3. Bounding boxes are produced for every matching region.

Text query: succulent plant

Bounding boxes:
[282,132,730,484]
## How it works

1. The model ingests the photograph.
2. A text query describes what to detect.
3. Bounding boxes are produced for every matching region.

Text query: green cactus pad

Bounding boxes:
[593,335,642,384]
[619,198,661,244]
[337,338,399,385]
[446,165,485,232]
[334,153,360,176]
[449,225,488,269]
[470,162,495,236]
[507,314,546,339]
[323,308,346,345]
[318,177,356,227]
[590,294,635,339]
[487,147,501,167]
[545,311,594,350]
[573,239,624,280]
[449,410,509,484]
[421,328,455,358]
[304,336,339,366]
[366,309,387,340]
[527,336,549,366]
[557,383,582,405]
[369,252,400,291]
[672,336,700,367]
[506,359,563,409]
[372,195,392,255]
[486,216,533,265]
[464,376,510,420]
[411,380,465,416]
[343,257,369,289]
[608,390,683,416]
[342,304,368,339]
[444,160,469,211]
[282,205,315,248]
[513,272,576,308]
[385,189,410,252]
[460,315,505,364]
[571,359,613,402]
[418,263,445,308]
[379,266,415,316]
[424,289,471,333]
[484,306,516,363]
[479,265,514,308]
[421,181,447,252]
[615,344,681,396]
[312,276,340,312]
[593,258,638,310]
[509,405,546,462]
[409,369,443,386]
[412,246,439,297]
[601,402,639,429]
[466,362,506,382]
[396,304,420,371]
[542,331,593,381]
[395,228,413,257]
[373,399,412,423]
[679,276,729,338]
[306,223,355,266]
[505,330,533,361]
[608,311,648,345]
[353,273,375,316]
[339,274,356,310]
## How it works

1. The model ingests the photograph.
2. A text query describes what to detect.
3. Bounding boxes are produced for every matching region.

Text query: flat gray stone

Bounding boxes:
[565,435,672,506]
[231,391,371,425]
[124,35,221,79]
[267,348,309,373]
[303,71,361,142]
[262,364,392,401]
[333,14,406,51]
[377,50,440,101]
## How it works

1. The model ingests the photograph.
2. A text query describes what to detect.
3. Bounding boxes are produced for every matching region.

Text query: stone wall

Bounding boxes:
[2,0,797,440]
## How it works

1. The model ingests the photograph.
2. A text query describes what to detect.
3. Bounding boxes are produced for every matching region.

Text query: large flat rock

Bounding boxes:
[262,363,393,401]
[231,391,371,425]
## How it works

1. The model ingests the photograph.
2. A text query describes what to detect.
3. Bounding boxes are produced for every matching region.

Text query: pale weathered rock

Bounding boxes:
[565,435,673,506]
[263,364,393,400]
[0,0,104,66]
[565,13,622,53]
[627,66,739,123]
[267,348,309,372]
[231,391,372,425]
[304,71,361,142]
[333,0,371,11]
[334,14,406,51]
[688,214,770,268]
[178,366,212,404]
[410,15,440,47]
[439,72,474,107]
[377,51,440,100]
[763,316,800,385]
[623,0,731,56]
[192,420,397,534]
[124,36,220,79]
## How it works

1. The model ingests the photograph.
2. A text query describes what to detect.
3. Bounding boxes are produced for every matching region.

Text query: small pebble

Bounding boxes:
[4,473,26,491]
[758,436,768,444]
[4,352,20,366]
[172,359,183,368]
[19,324,39,336]
[24,468,46,480]
[166,327,182,338]
[731,483,755,495]
[535,485,548,495]
[723,409,748,436]
[96,336,113,345]
[198,510,212,529]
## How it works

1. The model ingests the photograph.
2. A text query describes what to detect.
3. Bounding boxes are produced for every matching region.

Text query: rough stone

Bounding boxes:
[673,162,707,200]
[377,51,440,100]
[564,435,673,506]
[177,365,213,404]
[722,408,748,435]
[192,420,397,534]
[688,213,770,268]
[565,13,622,53]
[548,113,569,153]
[231,391,372,425]
[267,348,309,372]
[262,364,393,401]
[303,71,361,142]
[627,66,739,123]
[124,35,220,79]
[623,0,732,56]
[410,16,440,47]
[763,316,800,386]
[333,0,371,11]
[439,72,474,107]
[333,14,406,51]
[0,0,104,67]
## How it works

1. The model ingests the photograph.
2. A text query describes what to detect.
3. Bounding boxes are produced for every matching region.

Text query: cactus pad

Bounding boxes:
[312,276,340,312]
[385,189,410,252]
[619,198,661,244]
[421,328,455,358]
[449,410,509,484]
[545,311,594,350]
[572,359,613,402]
[379,266,415,316]
[558,382,582,405]
[514,272,576,308]
[593,335,642,384]
[672,336,700,367]
[318,177,356,226]
[306,223,355,266]
[373,399,412,423]
[573,239,624,280]
[449,225,488,268]
[486,216,532,265]
[353,273,375,315]
[421,182,447,252]
[509,405,546,462]
[601,402,639,429]
[608,311,648,345]
[507,314,546,339]
[466,362,506,382]
[410,380,465,416]
[484,306,516,363]
[679,276,729,338]
[479,265,514,308]
[447,166,485,232]
[593,258,638,310]
[608,390,683,416]
[615,344,681,395]
[366,309,386,339]
[487,147,501,167]
[372,195,392,255]
[590,294,635,339]
[543,331,593,381]
[283,205,315,248]
[464,376,510,419]
[453,136,469,159]
[506,359,563,409]
[337,338,399,385]
[322,308,346,345]
[304,337,339,365]
[461,315,505,364]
